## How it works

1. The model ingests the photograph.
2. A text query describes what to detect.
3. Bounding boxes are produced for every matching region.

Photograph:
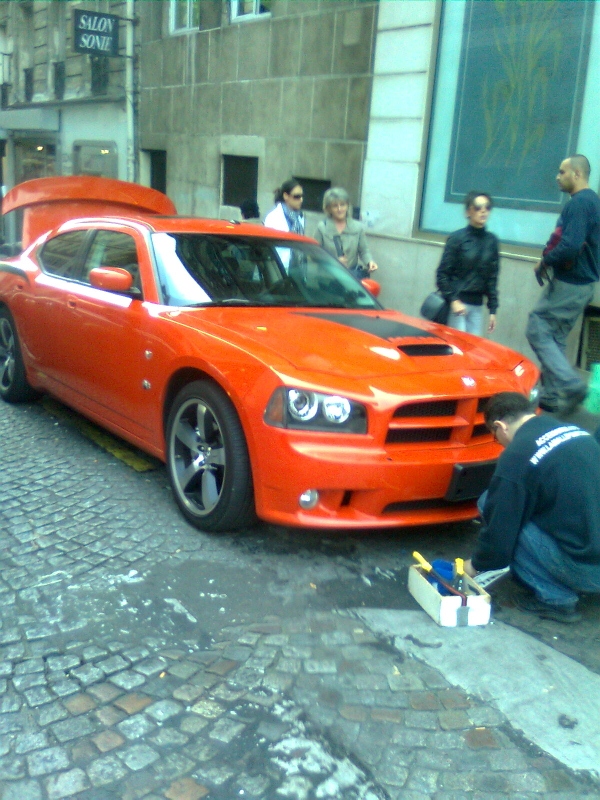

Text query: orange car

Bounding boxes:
[0,176,539,532]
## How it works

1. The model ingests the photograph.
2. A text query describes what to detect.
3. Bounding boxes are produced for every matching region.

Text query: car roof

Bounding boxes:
[62,214,311,242]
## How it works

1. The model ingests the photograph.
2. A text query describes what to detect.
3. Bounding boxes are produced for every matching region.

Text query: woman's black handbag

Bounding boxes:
[420,291,450,324]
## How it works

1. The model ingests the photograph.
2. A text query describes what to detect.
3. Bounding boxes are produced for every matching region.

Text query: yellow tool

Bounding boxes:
[453,558,469,594]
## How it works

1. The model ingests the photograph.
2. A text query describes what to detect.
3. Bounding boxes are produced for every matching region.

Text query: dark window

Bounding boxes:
[145,149,167,195]
[84,230,141,294]
[222,155,258,208]
[23,67,33,102]
[293,177,331,213]
[39,231,89,279]
[1,84,9,109]
[90,56,109,96]
[54,61,65,100]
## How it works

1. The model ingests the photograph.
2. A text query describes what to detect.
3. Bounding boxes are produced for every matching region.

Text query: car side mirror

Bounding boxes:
[361,277,381,298]
[89,266,134,293]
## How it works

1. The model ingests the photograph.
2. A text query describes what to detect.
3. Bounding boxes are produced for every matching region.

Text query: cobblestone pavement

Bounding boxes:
[1,399,599,800]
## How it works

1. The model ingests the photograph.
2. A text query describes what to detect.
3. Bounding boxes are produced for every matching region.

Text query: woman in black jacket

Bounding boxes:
[436,191,499,335]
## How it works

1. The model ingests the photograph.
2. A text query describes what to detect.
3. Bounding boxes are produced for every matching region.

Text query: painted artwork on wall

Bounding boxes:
[445,0,594,212]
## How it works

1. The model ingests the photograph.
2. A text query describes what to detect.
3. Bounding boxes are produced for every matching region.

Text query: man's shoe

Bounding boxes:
[557,387,588,416]
[514,594,581,623]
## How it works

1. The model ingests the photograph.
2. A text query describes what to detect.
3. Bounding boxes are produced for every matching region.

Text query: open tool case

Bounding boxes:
[408,564,491,627]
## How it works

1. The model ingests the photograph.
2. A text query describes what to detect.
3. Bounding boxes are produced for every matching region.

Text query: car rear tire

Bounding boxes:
[166,380,256,533]
[0,307,39,403]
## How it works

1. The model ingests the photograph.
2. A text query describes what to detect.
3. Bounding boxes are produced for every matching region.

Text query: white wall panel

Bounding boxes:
[374,26,432,75]
[378,1,436,30]
[366,118,424,163]
[370,73,428,119]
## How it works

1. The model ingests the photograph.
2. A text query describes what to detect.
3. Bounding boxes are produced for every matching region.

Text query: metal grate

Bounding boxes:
[477,397,491,413]
[582,316,600,371]
[472,423,490,438]
[386,427,452,444]
[393,400,457,418]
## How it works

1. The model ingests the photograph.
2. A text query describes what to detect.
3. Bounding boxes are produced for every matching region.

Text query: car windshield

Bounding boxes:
[151,233,381,309]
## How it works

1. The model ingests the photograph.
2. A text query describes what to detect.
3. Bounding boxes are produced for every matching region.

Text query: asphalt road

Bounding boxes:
[1,395,600,799]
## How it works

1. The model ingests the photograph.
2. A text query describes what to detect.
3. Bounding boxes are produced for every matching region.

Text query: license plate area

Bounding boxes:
[444,460,496,502]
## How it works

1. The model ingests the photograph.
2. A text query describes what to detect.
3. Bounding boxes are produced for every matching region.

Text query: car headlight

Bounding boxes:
[265,388,367,433]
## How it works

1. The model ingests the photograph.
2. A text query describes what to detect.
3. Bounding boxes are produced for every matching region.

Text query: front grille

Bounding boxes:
[386,396,493,446]
[472,423,490,438]
[386,428,452,444]
[394,400,457,418]
[398,344,454,357]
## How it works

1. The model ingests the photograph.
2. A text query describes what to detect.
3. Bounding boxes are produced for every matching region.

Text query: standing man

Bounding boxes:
[526,154,600,413]
[464,392,600,623]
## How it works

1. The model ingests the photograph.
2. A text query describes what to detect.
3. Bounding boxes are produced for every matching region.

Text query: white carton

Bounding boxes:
[408,565,491,627]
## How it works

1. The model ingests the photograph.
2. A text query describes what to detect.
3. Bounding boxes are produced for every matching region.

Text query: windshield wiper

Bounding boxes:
[186,299,264,307]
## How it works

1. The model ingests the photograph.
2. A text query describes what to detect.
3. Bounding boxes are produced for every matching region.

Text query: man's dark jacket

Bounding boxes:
[542,188,600,284]
[471,415,600,571]
[436,225,499,312]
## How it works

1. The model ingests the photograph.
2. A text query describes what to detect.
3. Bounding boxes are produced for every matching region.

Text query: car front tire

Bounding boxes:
[166,380,256,533]
[0,307,39,403]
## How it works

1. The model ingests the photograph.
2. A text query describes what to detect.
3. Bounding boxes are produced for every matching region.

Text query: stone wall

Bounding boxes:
[138,0,377,226]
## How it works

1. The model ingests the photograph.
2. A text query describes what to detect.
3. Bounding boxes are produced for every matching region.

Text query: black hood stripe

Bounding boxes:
[297,312,437,341]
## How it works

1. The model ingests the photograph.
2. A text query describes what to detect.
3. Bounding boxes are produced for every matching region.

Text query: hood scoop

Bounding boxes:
[398,343,454,357]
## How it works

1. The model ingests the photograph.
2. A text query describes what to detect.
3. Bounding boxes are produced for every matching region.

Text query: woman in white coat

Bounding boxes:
[264,179,305,273]
[264,179,305,235]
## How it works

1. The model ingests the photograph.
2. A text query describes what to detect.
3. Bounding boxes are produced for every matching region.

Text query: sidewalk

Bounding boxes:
[0,599,598,799]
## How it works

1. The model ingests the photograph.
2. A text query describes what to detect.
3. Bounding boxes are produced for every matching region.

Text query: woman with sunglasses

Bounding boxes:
[436,191,499,335]
[264,179,305,235]
[314,187,378,278]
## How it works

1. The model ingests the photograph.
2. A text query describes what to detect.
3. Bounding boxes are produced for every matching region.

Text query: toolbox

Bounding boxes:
[408,564,491,627]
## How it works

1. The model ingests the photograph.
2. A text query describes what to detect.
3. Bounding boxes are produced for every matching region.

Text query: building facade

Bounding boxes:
[0,0,135,242]
[137,0,377,228]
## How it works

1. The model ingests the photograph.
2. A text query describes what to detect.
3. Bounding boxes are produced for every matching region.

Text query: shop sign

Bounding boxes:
[73,10,119,57]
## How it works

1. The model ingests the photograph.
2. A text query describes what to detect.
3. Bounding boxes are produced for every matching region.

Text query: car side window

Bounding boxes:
[84,230,142,295]
[39,231,89,280]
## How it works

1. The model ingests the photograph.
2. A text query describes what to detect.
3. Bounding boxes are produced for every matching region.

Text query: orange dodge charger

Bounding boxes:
[0,177,539,532]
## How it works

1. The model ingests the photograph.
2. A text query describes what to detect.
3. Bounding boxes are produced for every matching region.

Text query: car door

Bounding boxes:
[18,229,91,387]
[60,227,158,442]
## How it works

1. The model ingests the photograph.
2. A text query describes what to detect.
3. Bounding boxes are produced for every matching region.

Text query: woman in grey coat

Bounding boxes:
[314,187,377,278]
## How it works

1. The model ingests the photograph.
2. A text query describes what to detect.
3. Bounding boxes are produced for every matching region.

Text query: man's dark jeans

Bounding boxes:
[478,492,600,609]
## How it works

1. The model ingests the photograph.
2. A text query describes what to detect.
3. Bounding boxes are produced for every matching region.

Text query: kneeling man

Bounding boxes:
[465,392,600,622]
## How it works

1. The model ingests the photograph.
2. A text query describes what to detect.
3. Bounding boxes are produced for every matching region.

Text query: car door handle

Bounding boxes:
[67,298,77,309]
